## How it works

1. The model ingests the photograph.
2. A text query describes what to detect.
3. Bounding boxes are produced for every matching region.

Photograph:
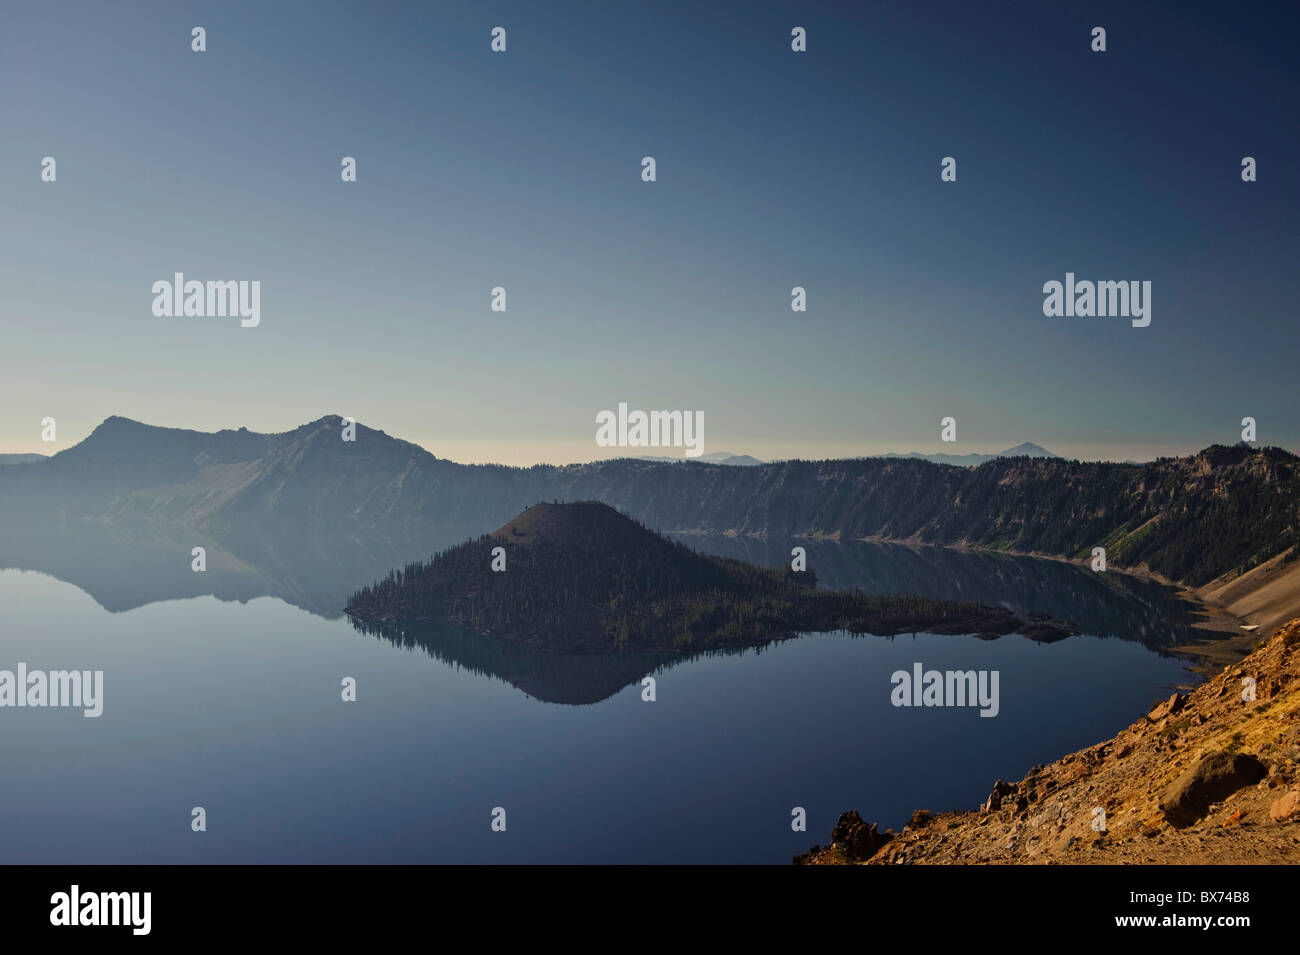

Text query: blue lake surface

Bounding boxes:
[0,536,1200,863]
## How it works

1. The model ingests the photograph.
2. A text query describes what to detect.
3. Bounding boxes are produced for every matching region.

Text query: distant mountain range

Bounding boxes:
[631,444,1057,467]
[633,451,766,466]
[0,452,47,466]
[878,442,1058,467]
[2,416,1297,597]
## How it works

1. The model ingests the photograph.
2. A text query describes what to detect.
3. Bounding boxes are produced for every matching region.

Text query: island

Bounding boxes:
[344,501,1031,653]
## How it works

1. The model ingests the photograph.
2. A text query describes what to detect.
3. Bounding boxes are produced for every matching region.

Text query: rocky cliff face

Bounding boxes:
[551,445,1300,587]
[796,618,1300,865]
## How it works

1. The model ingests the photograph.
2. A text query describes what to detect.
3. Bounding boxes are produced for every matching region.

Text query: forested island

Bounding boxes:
[345,502,1029,653]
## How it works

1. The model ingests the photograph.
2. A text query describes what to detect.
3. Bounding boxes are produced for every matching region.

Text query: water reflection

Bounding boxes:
[0,515,1215,706]
[677,534,1204,653]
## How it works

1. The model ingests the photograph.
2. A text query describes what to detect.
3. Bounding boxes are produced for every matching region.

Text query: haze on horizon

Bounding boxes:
[0,412,1286,468]
[1,1,1295,466]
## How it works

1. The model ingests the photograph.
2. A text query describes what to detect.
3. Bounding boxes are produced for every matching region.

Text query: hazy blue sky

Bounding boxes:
[1,0,1295,463]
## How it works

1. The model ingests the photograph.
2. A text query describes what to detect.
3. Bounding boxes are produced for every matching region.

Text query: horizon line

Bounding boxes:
[0,414,1291,468]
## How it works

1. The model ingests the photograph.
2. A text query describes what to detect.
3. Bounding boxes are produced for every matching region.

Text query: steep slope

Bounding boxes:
[548,446,1300,590]
[1198,550,1300,636]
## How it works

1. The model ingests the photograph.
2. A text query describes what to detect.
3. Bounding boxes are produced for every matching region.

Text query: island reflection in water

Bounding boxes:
[1,515,1213,705]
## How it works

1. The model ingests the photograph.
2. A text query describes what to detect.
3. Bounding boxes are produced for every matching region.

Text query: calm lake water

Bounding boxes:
[0,533,1202,864]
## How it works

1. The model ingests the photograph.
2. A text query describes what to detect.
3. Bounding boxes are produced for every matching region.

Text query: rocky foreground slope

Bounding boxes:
[796,618,1300,865]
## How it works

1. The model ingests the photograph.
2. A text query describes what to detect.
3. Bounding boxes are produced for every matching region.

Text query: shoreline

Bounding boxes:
[670,530,1278,670]
[343,600,1044,655]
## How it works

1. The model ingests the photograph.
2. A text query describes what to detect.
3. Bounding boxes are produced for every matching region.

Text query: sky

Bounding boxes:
[0,0,1296,465]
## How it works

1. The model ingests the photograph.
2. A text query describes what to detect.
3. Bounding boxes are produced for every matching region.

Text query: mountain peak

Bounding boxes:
[75,415,172,451]
[299,414,348,429]
[350,500,1020,655]
[491,501,636,546]
[89,415,148,434]
[998,442,1057,458]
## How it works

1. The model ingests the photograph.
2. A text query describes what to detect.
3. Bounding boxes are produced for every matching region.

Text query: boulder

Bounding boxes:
[981,779,1016,813]
[1270,790,1300,822]
[830,810,893,861]
[1148,692,1186,722]
[1159,751,1267,827]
